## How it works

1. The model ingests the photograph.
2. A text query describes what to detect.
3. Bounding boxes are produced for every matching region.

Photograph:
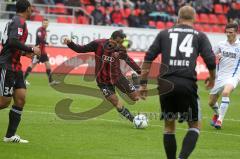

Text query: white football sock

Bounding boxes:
[218,97,230,122]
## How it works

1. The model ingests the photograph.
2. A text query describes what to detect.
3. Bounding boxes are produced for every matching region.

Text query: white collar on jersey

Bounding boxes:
[226,38,240,45]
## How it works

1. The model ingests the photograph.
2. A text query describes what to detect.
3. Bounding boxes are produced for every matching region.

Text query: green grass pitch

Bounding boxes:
[0,74,240,159]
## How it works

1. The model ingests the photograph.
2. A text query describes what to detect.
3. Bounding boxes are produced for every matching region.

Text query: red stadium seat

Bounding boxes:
[195,14,200,23]
[166,21,174,28]
[223,5,229,14]
[134,9,141,16]
[148,21,156,27]
[236,3,240,9]
[202,24,211,32]
[218,15,227,25]
[156,21,165,29]
[86,5,95,14]
[194,24,203,31]
[214,4,224,14]
[57,16,69,23]
[199,13,209,23]
[98,6,106,15]
[76,16,89,24]
[208,14,219,24]
[32,15,44,21]
[220,25,226,33]
[212,25,222,32]
[55,3,67,14]
[124,8,132,18]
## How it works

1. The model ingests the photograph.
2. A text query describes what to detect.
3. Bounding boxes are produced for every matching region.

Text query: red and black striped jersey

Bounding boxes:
[67,39,141,84]
[36,26,48,54]
[0,15,29,71]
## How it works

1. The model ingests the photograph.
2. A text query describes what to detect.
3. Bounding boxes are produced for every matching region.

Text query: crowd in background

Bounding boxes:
[4,0,240,28]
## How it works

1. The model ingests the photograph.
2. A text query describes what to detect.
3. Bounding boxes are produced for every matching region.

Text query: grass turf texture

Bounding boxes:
[0,73,240,159]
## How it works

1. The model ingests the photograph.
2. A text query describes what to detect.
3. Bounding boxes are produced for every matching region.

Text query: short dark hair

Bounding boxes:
[43,18,49,22]
[111,30,126,40]
[16,0,31,13]
[225,23,238,32]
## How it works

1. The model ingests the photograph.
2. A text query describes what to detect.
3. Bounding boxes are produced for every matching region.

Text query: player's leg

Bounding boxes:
[208,94,220,125]
[178,95,201,159]
[0,67,14,109]
[215,83,235,129]
[163,120,177,159]
[4,71,28,143]
[208,79,224,126]
[99,84,134,122]
[160,92,177,159]
[24,55,39,80]
[116,76,139,101]
[178,121,201,159]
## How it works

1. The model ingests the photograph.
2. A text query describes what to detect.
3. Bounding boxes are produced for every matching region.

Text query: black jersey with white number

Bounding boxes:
[145,24,216,81]
[0,15,29,71]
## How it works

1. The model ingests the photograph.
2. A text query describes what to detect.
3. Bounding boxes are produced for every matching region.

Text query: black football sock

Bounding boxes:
[24,67,32,79]
[46,69,53,83]
[164,133,177,159]
[6,105,23,138]
[178,128,200,159]
[117,107,134,122]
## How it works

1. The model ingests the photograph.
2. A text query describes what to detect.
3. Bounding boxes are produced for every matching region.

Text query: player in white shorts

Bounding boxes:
[208,23,240,129]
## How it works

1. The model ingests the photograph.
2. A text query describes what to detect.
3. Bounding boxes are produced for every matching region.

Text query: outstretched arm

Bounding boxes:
[64,38,97,53]
[121,52,141,74]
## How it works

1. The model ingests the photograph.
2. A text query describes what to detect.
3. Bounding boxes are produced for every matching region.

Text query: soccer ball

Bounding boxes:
[133,114,148,129]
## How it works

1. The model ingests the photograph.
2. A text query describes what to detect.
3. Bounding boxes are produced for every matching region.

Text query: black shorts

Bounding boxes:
[33,53,49,64]
[98,76,136,97]
[0,67,26,97]
[159,76,200,122]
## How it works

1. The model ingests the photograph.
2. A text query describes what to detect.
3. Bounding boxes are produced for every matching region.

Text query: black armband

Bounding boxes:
[140,80,148,85]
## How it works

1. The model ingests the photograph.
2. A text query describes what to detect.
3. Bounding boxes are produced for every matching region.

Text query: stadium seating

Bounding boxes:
[199,13,209,23]
[55,3,67,14]
[166,21,174,28]
[85,5,95,14]
[214,4,224,14]
[218,14,228,25]
[202,24,212,32]
[212,25,222,32]
[209,14,219,24]
[32,15,44,21]
[156,21,165,29]
[148,21,156,28]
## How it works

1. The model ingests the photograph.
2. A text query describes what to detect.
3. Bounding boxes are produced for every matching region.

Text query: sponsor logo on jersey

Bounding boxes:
[102,55,115,62]
[18,28,23,36]
[222,51,237,58]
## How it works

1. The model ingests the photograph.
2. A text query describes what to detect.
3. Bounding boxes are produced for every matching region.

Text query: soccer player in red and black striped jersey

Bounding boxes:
[64,30,141,122]
[0,0,40,143]
[24,19,59,85]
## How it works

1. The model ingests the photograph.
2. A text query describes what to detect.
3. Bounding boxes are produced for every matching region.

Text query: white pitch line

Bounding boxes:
[23,103,240,123]
[16,109,240,138]
[1,105,240,137]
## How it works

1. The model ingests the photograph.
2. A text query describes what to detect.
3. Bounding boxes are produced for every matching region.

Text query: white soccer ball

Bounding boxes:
[133,114,148,129]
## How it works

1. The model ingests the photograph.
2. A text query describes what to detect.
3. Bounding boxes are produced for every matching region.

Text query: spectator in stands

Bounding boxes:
[227,3,240,23]
[5,0,16,18]
[155,0,167,13]
[122,0,134,9]
[142,0,157,14]
[127,9,140,27]
[194,0,213,13]
[91,3,105,25]
[167,0,176,15]
[104,8,112,25]
[110,4,125,26]
[138,8,151,28]
[42,0,55,5]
